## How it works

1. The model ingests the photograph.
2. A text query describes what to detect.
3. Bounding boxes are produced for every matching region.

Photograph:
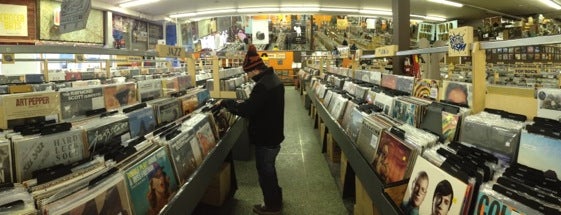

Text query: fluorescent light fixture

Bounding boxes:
[359,9,392,16]
[320,8,359,13]
[427,0,463,7]
[237,7,280,13]
[197,9,236,15]
[119,0,160,8]
[280,7,320,12]
[170,12,197,18]
[424,16,447,21]
[410,14,425,18]
[539,0,561,9]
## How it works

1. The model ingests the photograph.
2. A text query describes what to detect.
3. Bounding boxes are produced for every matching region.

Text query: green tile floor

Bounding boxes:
[193,87,350,215]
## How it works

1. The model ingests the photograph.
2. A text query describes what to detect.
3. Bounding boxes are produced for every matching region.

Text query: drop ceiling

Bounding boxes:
[96,0,561,22]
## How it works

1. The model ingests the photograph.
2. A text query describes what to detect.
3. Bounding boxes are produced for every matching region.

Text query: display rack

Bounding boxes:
[307,88,400,215]
[161,118,247,214]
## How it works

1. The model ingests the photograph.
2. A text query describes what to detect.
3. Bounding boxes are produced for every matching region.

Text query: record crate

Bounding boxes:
[326,133,341,163]
[201,162,232,206]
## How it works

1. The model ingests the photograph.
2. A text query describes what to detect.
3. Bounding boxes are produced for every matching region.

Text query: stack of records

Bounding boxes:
[0,184,36,214]
[221,75,245,91]
[518,118,561,181]
[0,91,60,130]
[536,88,561,121]
[328,93,349,122]
[162,76,180,96]
[459,111,525,163]
[340,101,360,129]
[60,87,105,121]
[123,147,179,215]
[236,82,254,100]
[373,92,395,116]
[400,156,473,215]
[474,183,543,215]
[24,74,45,84]
[47,70,66,82]
[8,85,34,94]
[148,98,181,126]
[356,114,397,163]
[31,83,56,92]
[371,129,420,185]
[420,102,467,143]
[0,138,12,183]
[178,89,204,116]
[162,126,203,186]
[398,123,439,152]
[391,97,431,127]
[81,115,131,157]
[345,107,369,142]
[125,105,157,139]
[103,83,138,111]
[176,75,192,91]
[137,79,164,102]
[181,114,218,158]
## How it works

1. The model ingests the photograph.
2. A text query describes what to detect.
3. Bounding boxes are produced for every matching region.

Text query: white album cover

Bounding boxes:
[537,88,561,121]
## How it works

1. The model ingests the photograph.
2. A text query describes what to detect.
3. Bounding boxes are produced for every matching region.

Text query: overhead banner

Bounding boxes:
[0,4,28,36]
[60,0,91,33]
[252,20,269,45]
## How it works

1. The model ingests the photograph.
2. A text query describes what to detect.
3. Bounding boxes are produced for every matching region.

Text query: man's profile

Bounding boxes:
[401,171,429,215]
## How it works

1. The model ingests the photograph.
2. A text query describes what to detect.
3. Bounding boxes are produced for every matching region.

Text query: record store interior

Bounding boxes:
[1,0,561,214]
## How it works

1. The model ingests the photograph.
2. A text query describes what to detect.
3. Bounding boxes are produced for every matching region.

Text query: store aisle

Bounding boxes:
[195,87,349,214]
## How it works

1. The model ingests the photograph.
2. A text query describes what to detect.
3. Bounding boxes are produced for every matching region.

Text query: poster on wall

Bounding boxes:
[40,0,103,44]
[366,18,376,30]
[132,20,147,42]
[251,20,269,45]
[0,4,28,36]
[291,23,306,44]
[59,0,91,33]
[198,19,211,38]
[148,24,163,45]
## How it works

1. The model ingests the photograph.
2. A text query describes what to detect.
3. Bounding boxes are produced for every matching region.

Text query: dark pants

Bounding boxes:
[255,145,283,210]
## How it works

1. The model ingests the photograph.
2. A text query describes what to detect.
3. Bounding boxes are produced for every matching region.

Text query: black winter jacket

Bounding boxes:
[223,67,285,146]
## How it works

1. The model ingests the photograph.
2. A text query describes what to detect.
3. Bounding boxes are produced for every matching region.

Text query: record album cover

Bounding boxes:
[392,99,416,126]
[401,156,468,215]
[8,84,33,94]
[414,79,440,100]
[104,83,138,110]
[12,129,87,182]
[442,81,472,107]
[537,88,561,121]
[124,147,178,215]
[0,140,12,183]
[155,99,181,126]
[518,131,561,180]
[162,77,179,96]
[60,87,104,120]
[196,89,211,106]
[86,117,130,154]
[167,129,203,185]
[382,74,397,90]
[346,108,367,142]
[474,188,533,215]
[177,75,192,91]
[180,94,199,115]
[0,91,60,129]
[127,107,157,139]
[372,131,414,184]
[396,76,414,95]
[138,79,164,102]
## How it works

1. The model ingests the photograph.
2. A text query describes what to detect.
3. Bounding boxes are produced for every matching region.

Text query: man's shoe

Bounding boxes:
[253,204,281,215]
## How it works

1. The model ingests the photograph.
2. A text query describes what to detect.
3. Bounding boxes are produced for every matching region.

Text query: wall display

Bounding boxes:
[132,20,148,42]
[251,19,269,45]
[537,88,561,120]
[372,131,416,184]
[11,129,87,182]
[103,83,138,110]
[0,140,12,183]
[414,79,440,100]
[442,81,473,107]
[124,147,178,215]
[291,23,306,44]
[166,129,203,185]
[148,23,163,45]
[0,4,28,36]
[0,91,60,129]
[126,107,157,139]
[59,0,91,33]
[518,131,561,180]
[401,156,468,215]
[39,0,103,43]
[366,18,376,30]
[60,87,104,120]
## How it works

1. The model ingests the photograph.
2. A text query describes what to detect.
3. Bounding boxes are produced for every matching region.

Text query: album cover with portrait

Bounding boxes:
[124,147,178,215]
[43,174,133,215]
[401,156,468,215]
[166,129,203,185]
[536,88,561,121]
[60,87,104,121]
[441,81,473,108]
[126,106,157,139]
[518,131,561,181]
[11,129,87,182]
[371,131,416,184]
[103,83,138,110]
[0,139,12,183]
[414,79,440,100]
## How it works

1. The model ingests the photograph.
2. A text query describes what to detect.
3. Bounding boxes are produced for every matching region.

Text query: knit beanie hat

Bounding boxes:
[242,44,266,72]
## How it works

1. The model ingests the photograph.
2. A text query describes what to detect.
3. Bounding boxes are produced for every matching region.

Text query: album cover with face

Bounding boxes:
[372,131,415,184]
[60,87,105,120]
[441,81,473,108]
[103,83,138,111]
[518,131,561,181]
[414,79,440,100]
[166,129,203,186]
[401,156,468,215]
[126,107,157,139]
[536,88,561,121]
[124,147,178,215]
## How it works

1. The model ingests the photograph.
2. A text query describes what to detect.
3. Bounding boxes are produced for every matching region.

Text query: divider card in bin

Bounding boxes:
[0,91,61,129]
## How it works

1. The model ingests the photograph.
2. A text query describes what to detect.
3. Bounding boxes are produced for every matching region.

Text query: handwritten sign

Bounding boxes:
[156,44,186,58]
[448,26,473,57]
[59,0,91,33]
[375,45,397,58]
[0,4,27,36]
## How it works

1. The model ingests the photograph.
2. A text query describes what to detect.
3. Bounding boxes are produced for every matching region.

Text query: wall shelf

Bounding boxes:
[0,45,157,57]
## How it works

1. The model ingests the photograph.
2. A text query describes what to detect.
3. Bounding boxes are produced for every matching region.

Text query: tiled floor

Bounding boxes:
[193,87,350,215]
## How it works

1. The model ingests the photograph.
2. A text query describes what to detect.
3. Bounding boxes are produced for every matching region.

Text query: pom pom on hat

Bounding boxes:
[243,44,266,72]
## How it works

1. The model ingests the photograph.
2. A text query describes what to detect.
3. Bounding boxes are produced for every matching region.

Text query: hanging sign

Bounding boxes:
[59,0,92,33]
[448,26,474,57]
[156,45,186,58]
[0,4,28,36]
[375,45,397,58]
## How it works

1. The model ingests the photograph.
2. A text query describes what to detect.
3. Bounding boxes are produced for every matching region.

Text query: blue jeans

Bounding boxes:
[255,145,283,210]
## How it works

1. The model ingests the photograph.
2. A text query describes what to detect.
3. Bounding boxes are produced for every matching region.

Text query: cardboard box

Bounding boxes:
[201,162,231,206]
[327,133,341,163]
[320,122,327,146]
[355,177,380,215]
[340,152,348,190]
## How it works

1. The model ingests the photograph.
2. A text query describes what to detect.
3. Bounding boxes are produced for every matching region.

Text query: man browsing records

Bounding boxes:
[221,44,285,215]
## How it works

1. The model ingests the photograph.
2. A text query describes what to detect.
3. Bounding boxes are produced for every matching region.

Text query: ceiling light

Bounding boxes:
[280,7,320,12]
[170,12,197,18]
[197,9,236,15]
[539,0,561,9]
[410,14,425,18]
[427,0,463,8]
[320,8,359,13]
[359,9,393,16]
[119,0,160,8]
[237,7,280,13]
[424,16,447,21]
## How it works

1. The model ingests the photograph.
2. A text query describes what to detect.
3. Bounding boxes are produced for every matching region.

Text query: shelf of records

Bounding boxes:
[486,63,561,88]
[306,75,561,215]
[0,84,245,214]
